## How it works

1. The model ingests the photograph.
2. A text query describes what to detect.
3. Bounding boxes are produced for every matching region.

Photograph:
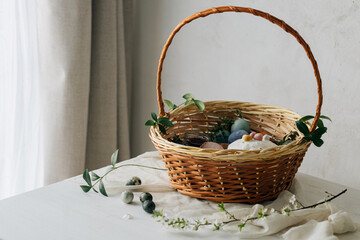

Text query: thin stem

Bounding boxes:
[325,191,335,197]
[154,189,347,232]
[90,164,167,189]
[291,189,347,212]
[223,209,236,220]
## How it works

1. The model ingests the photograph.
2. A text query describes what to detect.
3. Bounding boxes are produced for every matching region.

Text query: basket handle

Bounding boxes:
[156,6,323,133]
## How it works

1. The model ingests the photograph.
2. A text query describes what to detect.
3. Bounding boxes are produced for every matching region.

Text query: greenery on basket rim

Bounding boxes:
[208,115,234,139]
[296,115,332,147]
[170,134,182,144]
[164,93,205,112]
[145,112,174,135]
[145,93,204,135]
[152,189,347,232]
[275,131,300,146]
[80,149,167,197]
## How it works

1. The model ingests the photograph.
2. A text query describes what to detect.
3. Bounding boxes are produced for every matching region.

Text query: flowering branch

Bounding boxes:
[153,189,347,232]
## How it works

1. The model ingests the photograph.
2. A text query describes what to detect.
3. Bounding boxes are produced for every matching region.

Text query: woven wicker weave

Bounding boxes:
[149,6,323,203]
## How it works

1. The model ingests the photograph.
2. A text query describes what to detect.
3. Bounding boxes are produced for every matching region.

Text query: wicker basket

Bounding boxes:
[149,6,323,203]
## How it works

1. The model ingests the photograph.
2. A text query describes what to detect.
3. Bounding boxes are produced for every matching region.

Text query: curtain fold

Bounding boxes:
[36,0,132,185]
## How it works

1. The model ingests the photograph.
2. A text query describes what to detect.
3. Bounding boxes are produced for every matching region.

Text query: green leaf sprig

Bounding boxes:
[145,112,174,135]
[208,115,234,139]
[164,93,205,112]
[296,115,332,147]
[80,149,167,197]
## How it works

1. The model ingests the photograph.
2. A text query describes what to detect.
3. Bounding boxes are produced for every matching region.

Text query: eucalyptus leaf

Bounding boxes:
[183,93,194,100]
[145,120,155,126]
[184,99,192,105]
[83,169,91,186]
[312,127,327,139]
[320,115,332,122]
[299,115,314,122]
[158,117,174,127]
[164,99,174,109]
[151,112,157,121]
[80,185,91,193]
[317,119,324,128]
[312,138,324,147]
[110,149,119,167]
[91,172,100,181]
[99,180,108,197]
[194,100,205,112]
[304,136,312,141]
[296,121,310,137]
[92,188,99,193]
[158,124,167,134]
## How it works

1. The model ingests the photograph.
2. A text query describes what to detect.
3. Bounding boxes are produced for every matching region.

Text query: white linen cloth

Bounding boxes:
[74,151,358,239]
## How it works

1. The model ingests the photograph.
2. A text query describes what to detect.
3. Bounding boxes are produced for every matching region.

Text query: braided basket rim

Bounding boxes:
[149,100,311,163]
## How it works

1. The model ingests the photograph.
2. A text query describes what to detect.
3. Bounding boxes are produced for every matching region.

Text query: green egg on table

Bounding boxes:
[142,200,156,213]
[140,192,153,203]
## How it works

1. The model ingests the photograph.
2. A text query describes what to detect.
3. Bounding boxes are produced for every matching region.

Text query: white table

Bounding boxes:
[1,152,359,240]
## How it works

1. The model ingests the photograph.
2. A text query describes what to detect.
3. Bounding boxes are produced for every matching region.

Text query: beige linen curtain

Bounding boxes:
[37,0,132,184]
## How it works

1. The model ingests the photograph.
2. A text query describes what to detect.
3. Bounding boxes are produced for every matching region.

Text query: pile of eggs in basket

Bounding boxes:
[182,116,277,150]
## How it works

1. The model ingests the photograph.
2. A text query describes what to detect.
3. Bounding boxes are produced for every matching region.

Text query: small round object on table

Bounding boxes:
[140,192,153,203]
[126,176,142,186]
[142,200,156,213]
[120,190,134,204]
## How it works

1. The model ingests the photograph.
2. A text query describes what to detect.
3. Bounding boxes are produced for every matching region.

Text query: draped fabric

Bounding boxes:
[37,0,132,185]
[0,0,42,199]
[0,0,132,200]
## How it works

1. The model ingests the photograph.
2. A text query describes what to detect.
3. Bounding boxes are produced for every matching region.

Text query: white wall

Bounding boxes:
[131,0,360,190]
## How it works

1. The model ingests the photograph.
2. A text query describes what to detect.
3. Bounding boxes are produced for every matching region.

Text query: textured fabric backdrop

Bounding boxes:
[36,0,133,185]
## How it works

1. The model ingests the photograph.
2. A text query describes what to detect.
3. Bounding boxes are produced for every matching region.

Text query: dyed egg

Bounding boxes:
[228,130,249,144]
[142,200,156,213]
[250,132,256,137]
[126,176,142,186]
[231,118,250,133]
[120,190,134,204]
[140,192,153,203]
[200,142,224,149]
[254,133,263,141]
[242,135,252,141]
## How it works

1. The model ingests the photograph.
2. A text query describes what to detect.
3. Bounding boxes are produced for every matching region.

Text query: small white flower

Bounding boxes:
[270,208,275,214]
[281,206,291,216]
[289,195,296,205]
[263,208,268,214]
[122,213,133,220]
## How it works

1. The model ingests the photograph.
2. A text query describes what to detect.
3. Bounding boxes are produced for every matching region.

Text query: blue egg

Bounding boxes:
[228,130,249,144]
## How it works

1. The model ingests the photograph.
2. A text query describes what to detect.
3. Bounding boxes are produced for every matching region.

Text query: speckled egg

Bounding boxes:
[140,192,153,203]
[142,200,156,213]
[126,176,142,186]
[120,190,134,204]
